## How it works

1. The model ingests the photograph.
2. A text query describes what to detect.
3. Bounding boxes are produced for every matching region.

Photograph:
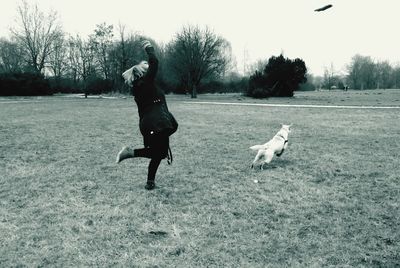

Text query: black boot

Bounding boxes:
[145,180,155,190]
[145,158,161,190]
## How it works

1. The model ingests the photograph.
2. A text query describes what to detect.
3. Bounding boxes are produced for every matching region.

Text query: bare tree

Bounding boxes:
[392,66,400,89]
[108,27,157,92]
[0,37,25,73]
[67,35,97,82]
[91,23,114,80]
[11,0,62,74]
[166,25,231,98]
[109,23,135,92]
[375,60,392,89]
[347,55,375,89]
[66,36,80,83]
[323,63,336,89]
[248,59,268,76]
[48,33,67,78]
[312,75,323,90]
[117,23,128,73]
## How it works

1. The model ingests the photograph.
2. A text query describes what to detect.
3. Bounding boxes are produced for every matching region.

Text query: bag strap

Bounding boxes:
[167,146,173,165]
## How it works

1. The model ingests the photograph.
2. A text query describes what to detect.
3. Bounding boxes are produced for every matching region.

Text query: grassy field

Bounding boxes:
[1,89,399,267]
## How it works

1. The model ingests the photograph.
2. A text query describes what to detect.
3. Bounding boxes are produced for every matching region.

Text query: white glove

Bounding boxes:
[141,40,152,50]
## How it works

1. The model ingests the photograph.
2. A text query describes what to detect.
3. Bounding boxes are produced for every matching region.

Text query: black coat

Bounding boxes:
[132,47,178,137]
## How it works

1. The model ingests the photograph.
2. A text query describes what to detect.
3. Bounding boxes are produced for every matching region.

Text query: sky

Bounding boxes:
[1,0,400,76]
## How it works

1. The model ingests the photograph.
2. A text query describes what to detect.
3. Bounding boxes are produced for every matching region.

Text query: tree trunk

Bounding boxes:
[191,85,197,98]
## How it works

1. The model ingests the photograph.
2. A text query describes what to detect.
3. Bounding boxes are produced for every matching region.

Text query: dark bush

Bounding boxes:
[193,77,248,94]
[84,77,113,95]
[198,80,224,93]
[247,70,266,97]
[251,87,272,98]
[228,77,248,93]
[156,78,174,94]
[143,73,248,95]
[0,72,51,96]
[247,54,308,98]
[48,77,82,94]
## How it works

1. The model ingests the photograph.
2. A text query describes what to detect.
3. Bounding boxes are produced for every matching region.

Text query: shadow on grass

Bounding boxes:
[253,158,294,171]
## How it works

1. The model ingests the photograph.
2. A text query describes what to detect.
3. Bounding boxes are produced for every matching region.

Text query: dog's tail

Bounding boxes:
[250,145,264,151]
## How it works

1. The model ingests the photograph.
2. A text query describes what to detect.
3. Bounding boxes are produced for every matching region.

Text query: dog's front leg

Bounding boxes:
[251,161,259,169]
[251,151,263,169]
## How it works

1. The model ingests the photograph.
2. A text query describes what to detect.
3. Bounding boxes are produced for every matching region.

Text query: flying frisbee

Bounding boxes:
[314,4,333,12]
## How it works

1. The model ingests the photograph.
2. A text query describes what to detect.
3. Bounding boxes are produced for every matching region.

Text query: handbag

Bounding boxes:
[140,101,178,137]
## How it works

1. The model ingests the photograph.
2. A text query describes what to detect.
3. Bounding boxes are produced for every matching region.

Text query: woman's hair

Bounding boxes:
[122,61,149,86]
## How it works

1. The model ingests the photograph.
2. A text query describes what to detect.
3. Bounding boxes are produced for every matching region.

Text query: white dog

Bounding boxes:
[250,124,292,169]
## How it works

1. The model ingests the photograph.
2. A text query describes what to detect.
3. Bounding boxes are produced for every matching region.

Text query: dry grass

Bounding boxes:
[1,89,399,267]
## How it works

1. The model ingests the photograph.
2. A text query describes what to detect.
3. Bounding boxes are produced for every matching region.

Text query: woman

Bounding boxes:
[117,40,178,190]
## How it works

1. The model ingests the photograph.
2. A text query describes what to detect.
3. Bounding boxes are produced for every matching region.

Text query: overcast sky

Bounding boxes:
[1,0,399,76]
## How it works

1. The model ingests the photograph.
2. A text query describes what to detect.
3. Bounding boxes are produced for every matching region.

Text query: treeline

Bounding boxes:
[1,1,399,97]
[0,1,248,97]
[311,55,400,90]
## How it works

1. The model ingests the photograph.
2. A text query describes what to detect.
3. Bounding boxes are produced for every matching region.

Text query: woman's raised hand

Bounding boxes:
[141,40,152,50]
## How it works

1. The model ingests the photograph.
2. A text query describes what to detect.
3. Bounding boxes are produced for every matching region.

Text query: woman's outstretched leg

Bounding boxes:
[117,132,169,190]
[116,147,154,163]
[116,146,135,163]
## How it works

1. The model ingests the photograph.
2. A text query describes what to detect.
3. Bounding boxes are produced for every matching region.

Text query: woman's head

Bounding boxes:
[122,61,149,86]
